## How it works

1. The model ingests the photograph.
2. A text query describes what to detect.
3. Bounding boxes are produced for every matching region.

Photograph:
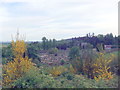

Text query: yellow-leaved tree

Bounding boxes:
[82,51,115,80]
[3,33,35,87]
[93,52,115,81]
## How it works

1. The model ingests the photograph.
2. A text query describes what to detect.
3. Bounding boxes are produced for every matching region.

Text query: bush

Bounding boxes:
[12,68,59,88]
[55,74,97,88]
[67,75,74,80]
[60,59,65,65]
[48,48,58,54]
[60,74,118,88]
[70,49,97,78]
[31,58,41,67]
[49,66,67,77]
[69,64,76,74]
[80,49,97,78]
[70,59,82,74]
[11,66,119,88]
[69,46,80,60]
[85,43,93,49]
[109,52,119,75]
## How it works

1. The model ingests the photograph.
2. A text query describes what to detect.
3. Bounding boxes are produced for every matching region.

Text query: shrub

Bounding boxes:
[49,66,67,77]
[60,59,65,65]
[70,49,96,77]
[31,58,41,67]
[109,52,119,75]
[67,75,74,80]
[85,43,93,49]
[12,67,118,88]
[69,46,80,60]
[81,49,97,78]
[48,48,58,54]
[69,64,76,74]
[12,68,59,88]
[55,74,97,88]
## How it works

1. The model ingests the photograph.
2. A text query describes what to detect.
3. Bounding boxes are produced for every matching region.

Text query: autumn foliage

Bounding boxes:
[3,34,35,87]
[93,52,114,81]
[49,66,67,77]
[71,49,115,81]
[83,52,115,81]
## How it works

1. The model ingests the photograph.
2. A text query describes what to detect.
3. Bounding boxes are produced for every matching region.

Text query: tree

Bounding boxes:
[104,33,114,45]
[49,39,52,49]
[93,52,114,81]
[97,34,105,44]
[53,39,56,48]
[3,33,35,88]
[42,37,56,50]
[46,39,49,50]
[42,37,47,50]
[81,49,96,78]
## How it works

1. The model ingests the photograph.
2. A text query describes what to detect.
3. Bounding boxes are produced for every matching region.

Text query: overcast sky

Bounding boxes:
[0,0,119,42]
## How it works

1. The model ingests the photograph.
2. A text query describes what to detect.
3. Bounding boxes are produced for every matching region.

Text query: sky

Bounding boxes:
[0,0,119,42]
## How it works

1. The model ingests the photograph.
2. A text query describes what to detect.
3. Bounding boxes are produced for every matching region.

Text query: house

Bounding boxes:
[104,45,112,50]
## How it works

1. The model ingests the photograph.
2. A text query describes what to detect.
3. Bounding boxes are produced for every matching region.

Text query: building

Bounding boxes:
[104,45,112,50]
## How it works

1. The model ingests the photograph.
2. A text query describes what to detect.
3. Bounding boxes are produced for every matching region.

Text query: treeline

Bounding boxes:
[69,33,120,48]
[42,37,56,50]
[27,33,120,52]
